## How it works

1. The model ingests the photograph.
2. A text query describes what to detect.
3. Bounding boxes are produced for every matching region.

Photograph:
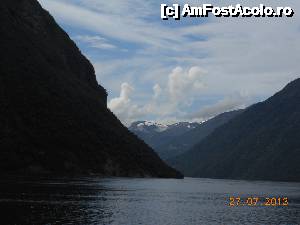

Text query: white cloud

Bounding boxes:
[73,35,116,50]
[107,67,208,124]
[186,94,251,121]
[168,66,206,103]
[153,84,162,99]
[38,0,183,47]
[108,83,148,125]
[108,83,133,112]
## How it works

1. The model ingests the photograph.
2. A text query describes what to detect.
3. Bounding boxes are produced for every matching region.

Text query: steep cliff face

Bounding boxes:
[1,0,107,101]
[171,78,300,181]
[0,0,182,178]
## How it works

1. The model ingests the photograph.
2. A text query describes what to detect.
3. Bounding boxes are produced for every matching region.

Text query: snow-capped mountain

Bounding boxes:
[129,110,243,161]
[129,121,201,153]
[129,121,200,135]
[132,121,168,133]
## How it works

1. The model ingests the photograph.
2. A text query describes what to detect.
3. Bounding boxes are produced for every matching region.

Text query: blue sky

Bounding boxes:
[38,0,300,125]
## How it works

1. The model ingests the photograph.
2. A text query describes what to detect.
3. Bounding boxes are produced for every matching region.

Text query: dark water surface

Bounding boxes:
[0,176,299,225]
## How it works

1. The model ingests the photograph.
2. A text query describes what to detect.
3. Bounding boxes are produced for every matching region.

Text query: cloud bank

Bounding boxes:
[39,0,300,125]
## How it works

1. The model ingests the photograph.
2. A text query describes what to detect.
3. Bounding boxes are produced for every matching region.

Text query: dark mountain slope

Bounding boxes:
[159,110,244,160]
[171,79,300,181]
[0,0,182,178]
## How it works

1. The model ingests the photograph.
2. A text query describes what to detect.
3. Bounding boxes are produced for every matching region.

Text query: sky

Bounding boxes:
[38,0,300,125]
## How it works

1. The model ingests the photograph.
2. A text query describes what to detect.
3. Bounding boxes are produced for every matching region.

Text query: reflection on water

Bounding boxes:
[0,176,299,225]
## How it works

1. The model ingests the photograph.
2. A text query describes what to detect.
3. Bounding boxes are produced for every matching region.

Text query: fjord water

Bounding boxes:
[0,177,299,225]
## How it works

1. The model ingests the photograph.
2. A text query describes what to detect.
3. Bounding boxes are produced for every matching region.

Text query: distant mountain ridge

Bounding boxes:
[171,78,300,181]
[159,110,244,160]
[129,121,201,146]
[129,110,243,160]
[0,0,182,178]
[130,121,169,134]
[129,121,201,158]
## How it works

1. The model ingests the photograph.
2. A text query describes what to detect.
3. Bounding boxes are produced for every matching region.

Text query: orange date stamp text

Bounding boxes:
[229,197,288,207]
